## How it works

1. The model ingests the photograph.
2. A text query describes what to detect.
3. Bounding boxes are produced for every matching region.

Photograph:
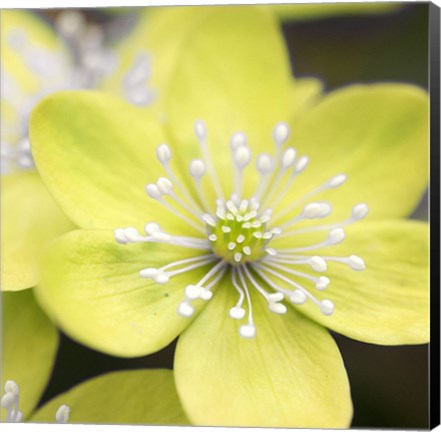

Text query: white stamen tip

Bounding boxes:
[303,202,323,218]
[352,203,369,220]
[144,223,161,235]
[228,242,236,250]
[281,147,296,169]
[156,177,173,195]
[294,156,309,173]
[230,132,247,151]
[269,302,287,314]
[177,301,195,317]
[200,289,213,301]
[156,144,171,163]
[1,393,14,408]
[194,120,207,140]
[273,122,290,145]
[114,228,128,244]
[14,411,23,422]
[5,381,19,395]
[185,284,201,300]
[208,234,217,241]
[316,276,330,290]
[239,324,256,338]
[234,146,252,169]
[348,255,366,271]
[328,228,346,245]
[328,174,347,188]
[139,268,158,278]
[189,159,206,179]
[145,184,162,200]
[289,289,307,304]
[55,405,71,424]
[256,153,274,174]
[320,299,335,316]
[268,292,284,302]
[229,306,246,320]
[310,256,327,272]
[266,248,276,256]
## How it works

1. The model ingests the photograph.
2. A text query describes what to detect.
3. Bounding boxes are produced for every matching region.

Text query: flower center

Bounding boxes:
[204,198,276,264]
[114,121,368,339]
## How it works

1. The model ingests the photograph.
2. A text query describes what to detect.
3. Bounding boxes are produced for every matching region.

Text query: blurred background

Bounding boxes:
[28,3,430,428]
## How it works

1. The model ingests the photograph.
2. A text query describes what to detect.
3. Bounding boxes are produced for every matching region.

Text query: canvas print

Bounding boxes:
[1,2,437,429]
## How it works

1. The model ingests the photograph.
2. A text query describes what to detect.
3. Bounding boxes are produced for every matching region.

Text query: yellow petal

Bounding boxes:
[1,172,74,291]
[175,284,352,428]
[36,229,212,357]
[30,369,189,425]
[273,220,429,345]
[1,290,58,419]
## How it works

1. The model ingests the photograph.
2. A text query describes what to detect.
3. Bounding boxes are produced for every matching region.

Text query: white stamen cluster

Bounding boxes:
[1,380,71,423]
[1,11,153,174]
[115,120,368,338]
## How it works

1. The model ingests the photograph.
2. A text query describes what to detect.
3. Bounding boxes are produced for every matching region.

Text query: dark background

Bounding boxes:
[36,3,430,428]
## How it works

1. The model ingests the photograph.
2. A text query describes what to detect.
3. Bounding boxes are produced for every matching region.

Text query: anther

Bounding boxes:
[328,174,347,188]
[289,289,307,304]
[281,147,296,169]
[233,146,251,169]
[239,324,256,339]
[146,184,162,200]
[230,132,247,151]
[320,299,335,316]
[156,177,173,195]
[352,203,369,220]
[189,159,206,179]
[316,276,330,290]
[309,256,327,272]
[328,228,345,245]
[229,306,246,320]
[347,255,366,271]
[256,153,274,174]
[156,144,171,164]
[55,405,71,424]
[177,301,195,317]
[194,120,207,140]
[294,156,309,173]
[273,122,290,145]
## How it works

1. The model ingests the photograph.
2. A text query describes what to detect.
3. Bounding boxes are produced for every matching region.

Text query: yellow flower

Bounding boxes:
[29,6,428,428]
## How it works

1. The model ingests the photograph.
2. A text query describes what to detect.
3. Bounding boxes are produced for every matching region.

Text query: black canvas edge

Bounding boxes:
[429,1,441,429]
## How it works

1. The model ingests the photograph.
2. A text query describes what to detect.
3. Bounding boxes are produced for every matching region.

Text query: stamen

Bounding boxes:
[272,173,348,223]
[194,120,224,200]
[177,261,227,317]
[237,266,256,338]
[114,120,368,339]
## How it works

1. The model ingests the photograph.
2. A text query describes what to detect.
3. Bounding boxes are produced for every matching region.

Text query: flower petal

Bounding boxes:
[175,284,352,428]
[283,84,428,220]
[1,290,58,419]
[165,6,292,196]
[35,229,213,357]
[273,220,429,345]
[102,7,204,103]
[30,369,189,425]
[1,172,74,291]
[30,91,196,234]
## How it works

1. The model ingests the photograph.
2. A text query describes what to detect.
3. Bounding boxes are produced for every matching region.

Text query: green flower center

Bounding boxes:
[204,199,277,265]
